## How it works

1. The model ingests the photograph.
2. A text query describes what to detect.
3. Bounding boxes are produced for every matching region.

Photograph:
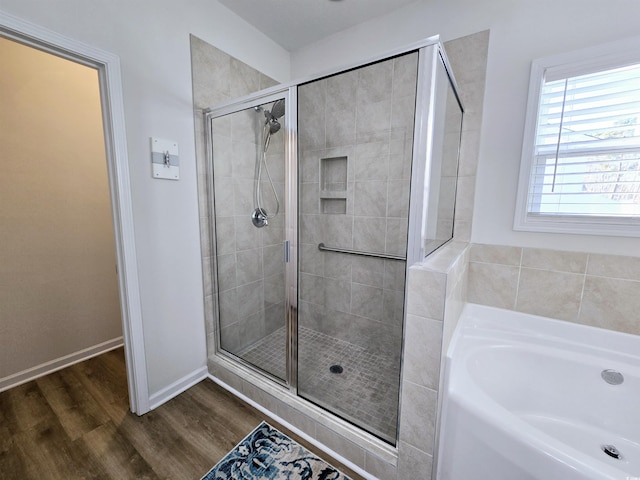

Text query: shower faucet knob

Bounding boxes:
[252,207,268,228]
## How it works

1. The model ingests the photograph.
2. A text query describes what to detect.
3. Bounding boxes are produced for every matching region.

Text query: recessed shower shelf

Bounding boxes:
[319,190,347,199]
[320,197,347,214]
[320,156,348,214]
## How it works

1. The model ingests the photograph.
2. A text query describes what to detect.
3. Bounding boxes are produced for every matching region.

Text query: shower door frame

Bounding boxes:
[203,36,462,454]
[205,86,299,389]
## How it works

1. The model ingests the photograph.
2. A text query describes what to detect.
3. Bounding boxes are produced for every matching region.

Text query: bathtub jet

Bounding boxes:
[601,369,624,385]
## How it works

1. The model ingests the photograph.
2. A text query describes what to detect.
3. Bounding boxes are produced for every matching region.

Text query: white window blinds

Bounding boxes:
[528,63,640,219]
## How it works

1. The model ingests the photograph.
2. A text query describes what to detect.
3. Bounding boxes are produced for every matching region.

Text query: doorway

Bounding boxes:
[0,35,123,385]
[0,12,148,413]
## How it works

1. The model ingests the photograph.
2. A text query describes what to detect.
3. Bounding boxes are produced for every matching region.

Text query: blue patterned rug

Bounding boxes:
[202,422,351,480]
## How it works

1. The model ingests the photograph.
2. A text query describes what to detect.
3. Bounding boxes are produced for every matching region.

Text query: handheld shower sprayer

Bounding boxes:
[252,99,285,228]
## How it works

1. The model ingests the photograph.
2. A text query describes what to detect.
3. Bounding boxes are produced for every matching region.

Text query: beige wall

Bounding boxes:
[0,37,121,380]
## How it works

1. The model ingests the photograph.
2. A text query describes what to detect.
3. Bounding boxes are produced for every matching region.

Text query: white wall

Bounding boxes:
[291,0,640,257]
[0,0,290,395]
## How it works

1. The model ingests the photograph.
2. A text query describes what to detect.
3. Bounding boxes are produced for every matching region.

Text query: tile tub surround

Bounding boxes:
[468,244,640,336]
[401,241,470,479]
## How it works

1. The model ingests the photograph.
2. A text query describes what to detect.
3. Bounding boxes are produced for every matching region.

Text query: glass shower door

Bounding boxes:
[296,52,419,444]
[209,93,290,383]
[203,41,463,450]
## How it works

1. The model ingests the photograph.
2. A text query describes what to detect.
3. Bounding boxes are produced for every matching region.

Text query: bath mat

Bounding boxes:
[201,421,351,480]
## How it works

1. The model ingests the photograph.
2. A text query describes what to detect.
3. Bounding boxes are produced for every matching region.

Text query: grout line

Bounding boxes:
[470,259,591,276]
[577,254,590,321]
[513,248,524,310]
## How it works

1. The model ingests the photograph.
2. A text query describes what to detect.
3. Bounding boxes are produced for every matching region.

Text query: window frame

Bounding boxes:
[514,36,640,237]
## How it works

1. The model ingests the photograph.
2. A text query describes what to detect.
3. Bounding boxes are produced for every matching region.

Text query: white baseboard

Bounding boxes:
[207,374,378,480]
[0,337,124,392]
[148,366,208,410]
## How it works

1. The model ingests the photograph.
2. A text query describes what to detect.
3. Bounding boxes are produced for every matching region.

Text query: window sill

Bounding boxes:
[513,214,640,237]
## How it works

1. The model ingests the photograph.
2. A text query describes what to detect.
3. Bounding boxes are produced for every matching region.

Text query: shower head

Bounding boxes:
[263,99,284,135]
[263,99,285,127]
[267,118,281,134]
[270,99,285,119]
[257,99,285,142]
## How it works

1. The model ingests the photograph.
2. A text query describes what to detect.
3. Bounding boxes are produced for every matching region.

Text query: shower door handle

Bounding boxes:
[284,240,290,263]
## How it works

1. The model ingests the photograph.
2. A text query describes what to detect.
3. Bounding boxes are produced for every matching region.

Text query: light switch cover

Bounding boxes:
[151,137,179,180]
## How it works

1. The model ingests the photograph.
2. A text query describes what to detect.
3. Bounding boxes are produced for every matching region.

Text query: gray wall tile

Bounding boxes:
[236,248,264,286]
[315,424,366,469]
[299,273,325,306]
[393,52,419,99]
[403,315,443,390]
[398,381,437,454]
[407,267,446,321]
[365,451,397,480]
[351,283,384,321]
[236,280,264,319]
[358,60,393,105]
[353,217,386,252]
[397,441,432,480]
[351,256,385,288]
[324,278,351,314]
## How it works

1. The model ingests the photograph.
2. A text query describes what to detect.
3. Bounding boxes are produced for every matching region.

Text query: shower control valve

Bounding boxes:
[252,208,269,228]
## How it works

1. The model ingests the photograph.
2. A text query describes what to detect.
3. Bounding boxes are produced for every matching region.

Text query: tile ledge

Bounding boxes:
[417,241,469,273]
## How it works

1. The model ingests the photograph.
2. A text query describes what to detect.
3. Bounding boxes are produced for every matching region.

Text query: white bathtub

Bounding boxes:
[437,303,640,480]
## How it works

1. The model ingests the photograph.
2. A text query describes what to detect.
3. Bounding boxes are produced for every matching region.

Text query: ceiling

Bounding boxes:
[218,0,419,51]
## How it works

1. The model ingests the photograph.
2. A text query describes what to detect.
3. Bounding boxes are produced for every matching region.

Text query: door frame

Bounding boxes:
[0,11,150,414]
[204,87,296,389]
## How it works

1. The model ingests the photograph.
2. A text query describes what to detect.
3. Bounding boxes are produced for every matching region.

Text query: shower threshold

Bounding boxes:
[239,326,400,443]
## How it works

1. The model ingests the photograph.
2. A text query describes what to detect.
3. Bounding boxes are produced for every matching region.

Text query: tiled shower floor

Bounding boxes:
[239,326,400,442]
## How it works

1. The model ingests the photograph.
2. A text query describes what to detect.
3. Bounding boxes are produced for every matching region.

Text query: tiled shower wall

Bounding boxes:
[430,85,464,249]
[468,244,640,335]
[297,52,418,354]
[210,107,286,354]
[190,35,279,354]
[445,32,489,244]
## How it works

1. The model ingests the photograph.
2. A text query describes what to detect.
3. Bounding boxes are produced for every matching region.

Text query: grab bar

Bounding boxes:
[317,243,406,261]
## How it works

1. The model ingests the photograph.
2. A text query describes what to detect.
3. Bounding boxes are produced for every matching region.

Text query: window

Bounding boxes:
[515,38,640,236]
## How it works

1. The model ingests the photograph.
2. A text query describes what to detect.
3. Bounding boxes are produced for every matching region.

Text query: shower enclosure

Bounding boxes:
[204,39,462,445]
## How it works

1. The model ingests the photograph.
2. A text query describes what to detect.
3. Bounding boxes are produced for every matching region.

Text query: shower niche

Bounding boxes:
[202,39,463,447]
[319,156,348,214]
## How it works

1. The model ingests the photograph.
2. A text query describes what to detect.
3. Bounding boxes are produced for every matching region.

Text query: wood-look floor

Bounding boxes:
[0,348,363,479]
